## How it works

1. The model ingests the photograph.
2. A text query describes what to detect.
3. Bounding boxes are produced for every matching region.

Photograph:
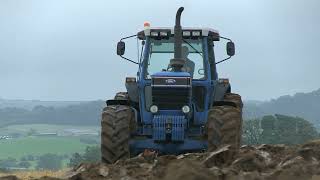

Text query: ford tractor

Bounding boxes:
[101,7,243,163]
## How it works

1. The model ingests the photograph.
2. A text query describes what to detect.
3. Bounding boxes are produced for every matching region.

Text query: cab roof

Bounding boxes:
[137,27,220,41]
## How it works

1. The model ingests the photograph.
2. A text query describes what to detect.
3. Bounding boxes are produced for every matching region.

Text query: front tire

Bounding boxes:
[224,93,243,146]
[101,105,133,163]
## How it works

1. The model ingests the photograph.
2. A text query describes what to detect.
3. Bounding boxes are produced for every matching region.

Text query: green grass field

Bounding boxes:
[0,136,89,159]
[0,124,100,169]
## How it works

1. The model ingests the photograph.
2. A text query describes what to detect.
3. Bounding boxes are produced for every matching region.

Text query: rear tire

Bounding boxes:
[224,93,243,110]
[207,94,243,152]
[101,105,133,163]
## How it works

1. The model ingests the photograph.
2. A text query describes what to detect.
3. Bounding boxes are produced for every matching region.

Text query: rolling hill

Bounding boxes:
[0,88,319,129]
[244,88,320,129]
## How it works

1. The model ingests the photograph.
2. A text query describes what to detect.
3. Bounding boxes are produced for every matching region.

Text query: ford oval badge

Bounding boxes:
[165,79,176,84]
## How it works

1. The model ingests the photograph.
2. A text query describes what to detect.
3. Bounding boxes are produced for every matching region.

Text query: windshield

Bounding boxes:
[145,37,205,79]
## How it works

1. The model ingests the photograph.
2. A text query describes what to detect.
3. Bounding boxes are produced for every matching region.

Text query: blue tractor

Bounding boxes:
[101,7,243,163]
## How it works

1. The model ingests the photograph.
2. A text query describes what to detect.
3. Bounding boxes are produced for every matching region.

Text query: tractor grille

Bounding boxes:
[152,77,191,110]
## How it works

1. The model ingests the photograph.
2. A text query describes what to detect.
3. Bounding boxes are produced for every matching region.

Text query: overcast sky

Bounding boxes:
[0,0,319,101]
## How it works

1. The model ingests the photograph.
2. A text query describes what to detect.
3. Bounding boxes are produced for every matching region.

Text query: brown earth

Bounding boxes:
[2,140,320,180]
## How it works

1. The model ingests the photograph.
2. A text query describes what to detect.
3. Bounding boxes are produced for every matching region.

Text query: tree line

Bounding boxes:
[0,101,104,127]
[243,114,319,145]
[243,88,320,129]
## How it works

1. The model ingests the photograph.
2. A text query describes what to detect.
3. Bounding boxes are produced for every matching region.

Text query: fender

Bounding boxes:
[212,101,237,108]
[106,99,140,110]
[106,99,130,106]
[212,80,231,102]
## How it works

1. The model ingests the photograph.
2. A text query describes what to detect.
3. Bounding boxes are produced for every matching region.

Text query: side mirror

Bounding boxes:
[198,69,205,75]
[117,41,125,56]
[226,42,235,56]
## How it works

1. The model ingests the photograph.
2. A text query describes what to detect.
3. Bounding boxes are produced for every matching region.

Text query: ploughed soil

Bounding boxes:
[2,140,320,180]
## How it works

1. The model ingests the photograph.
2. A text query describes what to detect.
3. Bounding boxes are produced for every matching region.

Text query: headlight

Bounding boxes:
[150,105,158,113]
[182,105,190,114]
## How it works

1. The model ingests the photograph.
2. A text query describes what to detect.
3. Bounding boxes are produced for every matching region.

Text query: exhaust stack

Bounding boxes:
[170,7,185,72]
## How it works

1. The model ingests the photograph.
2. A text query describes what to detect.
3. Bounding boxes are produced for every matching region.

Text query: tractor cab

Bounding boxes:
[136,27,223,124]
[139,27,219,80]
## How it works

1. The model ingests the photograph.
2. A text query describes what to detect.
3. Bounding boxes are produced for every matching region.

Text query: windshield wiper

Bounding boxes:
[182,39,203,57]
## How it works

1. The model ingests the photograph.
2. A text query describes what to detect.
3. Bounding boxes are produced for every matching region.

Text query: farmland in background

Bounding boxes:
[0,124,100,169]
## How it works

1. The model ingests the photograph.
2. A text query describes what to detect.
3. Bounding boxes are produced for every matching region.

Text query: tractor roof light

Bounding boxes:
[150,105,158,113]
[144,22,150,29]
[150,31,159,37]
[183,31,191,36]
[192,31,201,37]
[182,105,190,114]
[159,31,168,37]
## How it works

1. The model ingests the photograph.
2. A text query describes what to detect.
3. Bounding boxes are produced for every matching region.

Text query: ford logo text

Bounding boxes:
[165,79,176,84]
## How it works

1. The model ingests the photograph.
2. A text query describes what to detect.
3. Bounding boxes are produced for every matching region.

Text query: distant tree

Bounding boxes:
[10,133,22,138]
[243,114,319,145]
[68,146,101,167]
[80,137,98,145]
[62,154,70,159]
[0,158,17,168]
[82,146,101,163]
[242,119,262,145]
[68,153,83,167]
[260,115,278,144]
[18,161,31,169]
[269,114,318,144]
[36,154,62,170]
[20,156,27,161]
[27,128,37,136]
[26,155,35,161]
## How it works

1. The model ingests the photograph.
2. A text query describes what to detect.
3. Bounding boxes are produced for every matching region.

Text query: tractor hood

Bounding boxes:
[151,71,191,87]
[151,71,190,77]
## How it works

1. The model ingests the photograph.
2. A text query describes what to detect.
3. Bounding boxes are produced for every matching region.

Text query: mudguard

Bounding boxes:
[212,80,231,101]
[106,99,130,106]
[125,81,139,102]
[212,101,237,108]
